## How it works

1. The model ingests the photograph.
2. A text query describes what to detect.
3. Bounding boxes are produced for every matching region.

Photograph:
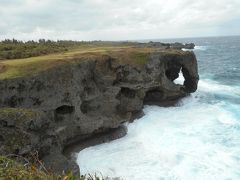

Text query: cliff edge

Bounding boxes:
[0,43,199,175]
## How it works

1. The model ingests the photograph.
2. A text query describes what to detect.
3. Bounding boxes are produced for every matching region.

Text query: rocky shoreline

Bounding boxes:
[64,125,128,160]
[0,42,199,175]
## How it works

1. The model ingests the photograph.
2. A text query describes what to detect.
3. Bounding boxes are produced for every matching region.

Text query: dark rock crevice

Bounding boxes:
[118,87,136,99]
[54,105,75,122]
[0,135,4,142]
[165,60,182,82]
[55,105,75,115]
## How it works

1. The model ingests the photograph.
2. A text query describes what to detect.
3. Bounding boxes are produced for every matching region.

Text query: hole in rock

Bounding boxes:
[0,135,4,142]
[173,69,185,85]
[55,105,75,115]
[165,67,185,85]
[119,87,136,98]
[0,120,7,127]
[5,96,24,107]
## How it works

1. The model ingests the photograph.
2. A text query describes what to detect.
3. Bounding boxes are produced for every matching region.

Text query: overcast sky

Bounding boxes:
[0,0,240,41]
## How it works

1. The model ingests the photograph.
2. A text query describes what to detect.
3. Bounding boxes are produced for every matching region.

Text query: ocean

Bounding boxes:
[77,36,240,179]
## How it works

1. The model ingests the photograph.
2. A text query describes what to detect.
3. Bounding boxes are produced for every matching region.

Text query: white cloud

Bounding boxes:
[0,0,239,40]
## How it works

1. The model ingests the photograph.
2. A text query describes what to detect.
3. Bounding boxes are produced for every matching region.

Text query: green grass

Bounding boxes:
[0,47,123,79]
[0,107,37,116]
[0,156,84,180]
[0,108,40,155]
[0,46,130,80]
[0,44,186,80]
[0,155,47,179]
[0,108,39,123]
[0,155,106,179]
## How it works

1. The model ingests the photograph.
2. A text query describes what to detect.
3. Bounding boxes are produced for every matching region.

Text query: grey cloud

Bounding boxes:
[0,0,239,40]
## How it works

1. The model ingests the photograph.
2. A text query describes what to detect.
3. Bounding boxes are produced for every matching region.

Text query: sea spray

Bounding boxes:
[77,36,240,179]
[78,79,240,179]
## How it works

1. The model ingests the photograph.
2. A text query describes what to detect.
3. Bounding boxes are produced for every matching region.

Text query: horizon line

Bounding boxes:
[0,34,239,42]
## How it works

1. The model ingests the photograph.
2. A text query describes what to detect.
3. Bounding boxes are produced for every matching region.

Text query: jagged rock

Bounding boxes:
[0,48,199,174]
[184,43,195,49]
[139,41,195,50]
[170,42,195,49]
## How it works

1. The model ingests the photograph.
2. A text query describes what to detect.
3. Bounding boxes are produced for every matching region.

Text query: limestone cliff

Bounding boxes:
[0,46,199,174]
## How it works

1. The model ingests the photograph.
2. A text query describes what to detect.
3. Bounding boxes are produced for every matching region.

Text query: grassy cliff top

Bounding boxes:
[0,43,186,80]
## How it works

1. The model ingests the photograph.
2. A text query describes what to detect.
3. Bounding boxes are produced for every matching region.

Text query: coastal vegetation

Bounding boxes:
[0,39,137,60]
[0,40,163,80]
[0,39,190,80]
[0,155,106,179]
[0,39,90,60]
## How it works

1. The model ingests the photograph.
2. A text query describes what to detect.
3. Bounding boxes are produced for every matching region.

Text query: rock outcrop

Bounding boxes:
[139,41,195,50]
[170,42,195,49]
[0,47,199,174]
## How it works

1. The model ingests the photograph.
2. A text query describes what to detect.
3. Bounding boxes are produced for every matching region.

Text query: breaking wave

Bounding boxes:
[77,36,240,180]
[182,46,208,51]
[77,78,240,179]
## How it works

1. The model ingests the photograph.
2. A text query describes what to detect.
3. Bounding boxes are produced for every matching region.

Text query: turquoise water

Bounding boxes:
[77,36,240,180]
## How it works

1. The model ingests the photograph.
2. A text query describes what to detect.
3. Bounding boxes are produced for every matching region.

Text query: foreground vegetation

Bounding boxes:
[0,155,107,180]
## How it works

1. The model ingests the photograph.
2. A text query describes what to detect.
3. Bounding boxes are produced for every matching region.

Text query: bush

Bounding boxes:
[0,155,106,180]
[0,39,87,60]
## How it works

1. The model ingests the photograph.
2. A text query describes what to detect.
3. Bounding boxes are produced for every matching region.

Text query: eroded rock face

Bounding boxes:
[0,50,199,174]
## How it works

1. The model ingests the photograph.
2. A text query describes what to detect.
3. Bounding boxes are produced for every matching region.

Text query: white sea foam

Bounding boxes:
[194,46,208,51]
[182,46,208,51]
[77,79,240,180]
[173,73,240,97]
[198,78,240,97]
[173,71,184,85]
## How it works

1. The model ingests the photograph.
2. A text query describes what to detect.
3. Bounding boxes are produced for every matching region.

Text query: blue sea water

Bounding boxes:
[77,36,240,180]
